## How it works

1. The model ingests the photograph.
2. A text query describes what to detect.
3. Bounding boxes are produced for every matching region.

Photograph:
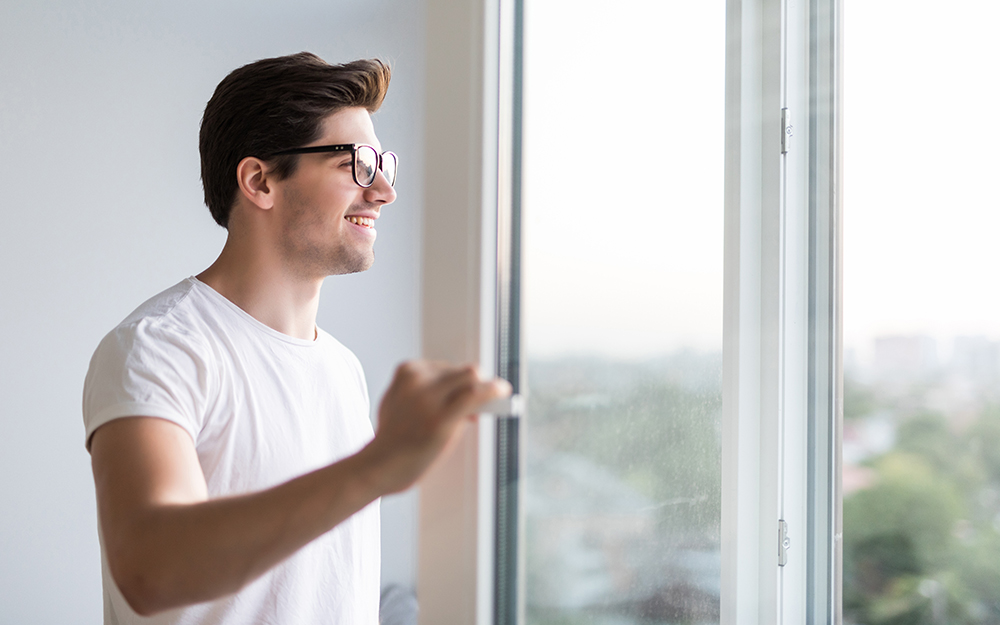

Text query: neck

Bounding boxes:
[197,234,323,341]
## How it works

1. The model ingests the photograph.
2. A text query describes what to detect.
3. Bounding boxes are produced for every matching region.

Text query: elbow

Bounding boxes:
[120,581,162,617]
[108,551,173,616]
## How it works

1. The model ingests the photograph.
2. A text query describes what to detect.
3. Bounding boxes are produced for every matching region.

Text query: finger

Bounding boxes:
[426,364,482,399]
[392,360,445,386]
[390,361,470,406]
[444,377,512,417]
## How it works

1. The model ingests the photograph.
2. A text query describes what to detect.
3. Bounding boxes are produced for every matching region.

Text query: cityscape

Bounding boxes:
[520,333,1000,624]
[844,334,1000,625]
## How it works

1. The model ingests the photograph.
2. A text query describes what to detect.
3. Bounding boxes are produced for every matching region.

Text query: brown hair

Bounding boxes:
[199,53,391,228]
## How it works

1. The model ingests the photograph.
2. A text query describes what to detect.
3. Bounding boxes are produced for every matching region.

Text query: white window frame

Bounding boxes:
[416,1,504,623]
[417,0,841,623]
[724,0,841,623]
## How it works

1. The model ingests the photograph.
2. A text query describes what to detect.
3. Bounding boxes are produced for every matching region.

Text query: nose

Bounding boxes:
[363,169,397,205]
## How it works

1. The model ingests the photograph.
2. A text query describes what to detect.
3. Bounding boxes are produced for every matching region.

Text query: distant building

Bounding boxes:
[843,413,895,465]
[873,335,937,380]
[951,336,1000,387]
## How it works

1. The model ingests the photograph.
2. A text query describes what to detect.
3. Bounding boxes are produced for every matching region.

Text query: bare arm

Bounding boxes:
[90,360,509,616]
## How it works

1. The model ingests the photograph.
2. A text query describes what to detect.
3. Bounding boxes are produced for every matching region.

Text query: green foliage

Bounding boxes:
[845,376,880,421]
[896,413,953,469]
[894,412,982,504]
[967,406,1000,487]
[844,453,961,587]
[844,402,1000,624]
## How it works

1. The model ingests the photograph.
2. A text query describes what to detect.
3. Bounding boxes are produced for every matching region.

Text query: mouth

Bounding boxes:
[345,215,376,229]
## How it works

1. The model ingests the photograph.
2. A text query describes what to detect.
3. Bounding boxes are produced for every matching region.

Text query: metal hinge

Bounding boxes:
[778,519,790,566]
[781,108,792,154]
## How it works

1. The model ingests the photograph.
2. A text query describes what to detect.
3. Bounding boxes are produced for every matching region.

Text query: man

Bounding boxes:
[83,52,509,624]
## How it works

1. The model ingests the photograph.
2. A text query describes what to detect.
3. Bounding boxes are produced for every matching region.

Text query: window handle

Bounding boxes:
[480,394,525,418]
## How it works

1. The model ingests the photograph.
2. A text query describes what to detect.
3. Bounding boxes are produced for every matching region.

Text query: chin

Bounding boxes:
[329,252,375,276]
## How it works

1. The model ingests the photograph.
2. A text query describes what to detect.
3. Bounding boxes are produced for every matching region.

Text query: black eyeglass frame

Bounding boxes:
[270,143,397,188]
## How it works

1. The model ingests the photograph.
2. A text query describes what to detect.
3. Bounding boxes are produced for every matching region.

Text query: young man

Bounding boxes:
[83,53,509,624]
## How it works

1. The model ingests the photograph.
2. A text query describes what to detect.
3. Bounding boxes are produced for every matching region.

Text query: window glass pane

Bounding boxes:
[842,3,1000,623]
[521,2,725,623]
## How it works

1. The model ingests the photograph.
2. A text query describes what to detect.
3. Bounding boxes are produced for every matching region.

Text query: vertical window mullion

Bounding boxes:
[493,0,524,622]
[805,0,842,622]
[780,0,811,620]
[723,0,785,622]
[418,0,503,623]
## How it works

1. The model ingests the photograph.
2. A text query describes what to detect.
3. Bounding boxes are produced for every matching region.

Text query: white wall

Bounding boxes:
[0,1,423,621]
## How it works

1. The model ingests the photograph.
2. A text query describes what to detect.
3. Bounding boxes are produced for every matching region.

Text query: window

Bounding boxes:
[841,3,1000,623]
[417,1,841,623]
[515,2,725,623]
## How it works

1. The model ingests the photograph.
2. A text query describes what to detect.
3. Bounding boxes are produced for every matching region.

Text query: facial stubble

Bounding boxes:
[280,188,375,278]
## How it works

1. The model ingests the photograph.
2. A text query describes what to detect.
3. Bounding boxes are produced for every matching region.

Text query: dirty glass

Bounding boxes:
[519,2,725,623]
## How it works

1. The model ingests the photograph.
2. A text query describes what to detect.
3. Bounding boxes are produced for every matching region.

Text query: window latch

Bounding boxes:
[781,108,792,154]
[779,519,790,566]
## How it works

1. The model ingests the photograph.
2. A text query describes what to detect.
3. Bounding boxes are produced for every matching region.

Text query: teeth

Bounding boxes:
[346,216,375,228]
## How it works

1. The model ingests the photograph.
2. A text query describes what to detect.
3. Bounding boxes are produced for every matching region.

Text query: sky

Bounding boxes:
[842,0,1000,356]
[522,0,725,359]
[522,0,1000,360]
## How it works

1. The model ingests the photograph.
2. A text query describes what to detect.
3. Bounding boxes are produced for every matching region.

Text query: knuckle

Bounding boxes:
[396,361,418,379]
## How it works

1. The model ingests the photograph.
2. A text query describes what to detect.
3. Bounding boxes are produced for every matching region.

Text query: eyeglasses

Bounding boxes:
[271,143,398,188]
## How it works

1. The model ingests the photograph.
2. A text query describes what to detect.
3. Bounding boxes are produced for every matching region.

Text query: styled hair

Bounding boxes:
[199,53,391,228]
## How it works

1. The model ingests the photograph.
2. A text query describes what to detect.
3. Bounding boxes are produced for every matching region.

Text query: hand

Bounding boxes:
[361,360,511,494]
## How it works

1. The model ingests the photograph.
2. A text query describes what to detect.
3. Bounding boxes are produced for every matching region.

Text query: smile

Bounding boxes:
[345,215,375,228]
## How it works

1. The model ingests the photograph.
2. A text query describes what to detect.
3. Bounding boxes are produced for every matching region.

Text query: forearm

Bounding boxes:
[94,362,509,616]
[107,450,385,615]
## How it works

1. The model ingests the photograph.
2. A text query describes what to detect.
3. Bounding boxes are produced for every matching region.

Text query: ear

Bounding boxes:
[235,157,275,210]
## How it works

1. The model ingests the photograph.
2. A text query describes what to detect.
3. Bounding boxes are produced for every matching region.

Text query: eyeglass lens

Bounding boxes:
[355,145,397,187]
[381,152,397,187]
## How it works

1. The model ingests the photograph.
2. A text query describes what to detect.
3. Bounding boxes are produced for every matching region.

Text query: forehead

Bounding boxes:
[316,107,381,151]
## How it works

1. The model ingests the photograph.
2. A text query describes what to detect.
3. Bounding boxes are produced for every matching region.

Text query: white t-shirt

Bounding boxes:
[83,277,380,625]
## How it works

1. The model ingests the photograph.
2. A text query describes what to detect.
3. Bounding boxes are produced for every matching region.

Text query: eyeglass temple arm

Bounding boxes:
[271,144,356,156]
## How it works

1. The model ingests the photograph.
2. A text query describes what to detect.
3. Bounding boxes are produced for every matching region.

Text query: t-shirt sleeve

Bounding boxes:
[82,317,212,450]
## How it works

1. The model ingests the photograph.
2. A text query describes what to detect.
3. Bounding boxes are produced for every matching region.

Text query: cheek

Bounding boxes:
[279,175,357,235]
[284,186,339,226]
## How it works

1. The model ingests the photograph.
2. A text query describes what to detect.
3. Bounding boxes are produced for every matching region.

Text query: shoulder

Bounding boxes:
[83,279,220,449]
[95,279,213,362]
[86,277,233,397]
[119,278,200,327]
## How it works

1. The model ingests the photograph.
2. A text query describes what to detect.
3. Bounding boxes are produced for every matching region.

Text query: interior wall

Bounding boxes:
[0,1,423,621]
